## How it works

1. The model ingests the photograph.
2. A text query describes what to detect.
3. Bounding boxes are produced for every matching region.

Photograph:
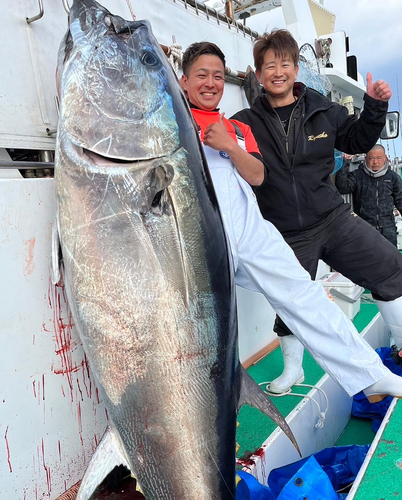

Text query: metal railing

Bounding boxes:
[177,0,259,39]
[26,0,44,24]
[0,161,54,170]
[26,0,70,23]
[62,0,71,15]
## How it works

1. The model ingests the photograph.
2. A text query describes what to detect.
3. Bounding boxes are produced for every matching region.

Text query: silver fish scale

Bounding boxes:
[56,134,234,498]
[56,1,239,498]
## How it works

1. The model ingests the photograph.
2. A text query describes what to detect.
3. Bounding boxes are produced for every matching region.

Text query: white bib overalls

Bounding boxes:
[202,137,387,396]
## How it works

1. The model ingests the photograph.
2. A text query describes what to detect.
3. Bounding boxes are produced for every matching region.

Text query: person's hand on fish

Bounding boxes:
[204,113,236,153]
[366,72,392,102]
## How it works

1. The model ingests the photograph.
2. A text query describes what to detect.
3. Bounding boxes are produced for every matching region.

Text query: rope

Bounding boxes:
[259,382,329,429]
[168,36,183,75]
[125,0,136,20]
[55,481,80,500]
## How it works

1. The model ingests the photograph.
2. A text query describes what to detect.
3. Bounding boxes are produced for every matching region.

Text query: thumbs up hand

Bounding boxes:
[204,113,234,152]
[366,72,392,102]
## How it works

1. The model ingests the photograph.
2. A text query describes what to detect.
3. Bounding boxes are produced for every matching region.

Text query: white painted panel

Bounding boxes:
[237,286,277,364]
[0,179,107,500]
[0,0,65,149]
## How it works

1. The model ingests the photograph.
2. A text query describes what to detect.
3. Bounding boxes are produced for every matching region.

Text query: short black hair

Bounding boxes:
[182,42,226,76]
[254,29,299,72]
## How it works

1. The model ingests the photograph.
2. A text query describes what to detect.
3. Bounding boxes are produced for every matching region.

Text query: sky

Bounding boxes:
[246,0,402,160]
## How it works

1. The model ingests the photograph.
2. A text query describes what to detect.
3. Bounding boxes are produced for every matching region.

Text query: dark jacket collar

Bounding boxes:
[254,82,333,119]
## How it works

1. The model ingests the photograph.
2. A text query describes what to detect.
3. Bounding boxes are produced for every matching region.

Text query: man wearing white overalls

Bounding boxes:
[180,42,402,402]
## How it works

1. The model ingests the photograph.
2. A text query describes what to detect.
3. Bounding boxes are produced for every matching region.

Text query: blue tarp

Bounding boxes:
[269,444,368,497]
[236,471,275,500]
[236,444,369,500]
[274,456,342,500]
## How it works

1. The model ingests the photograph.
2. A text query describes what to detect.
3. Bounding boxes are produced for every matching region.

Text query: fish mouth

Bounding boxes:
[75,144,175,216]
[83,148,138,167]
[70,136,169,165]
[81,146,170,167]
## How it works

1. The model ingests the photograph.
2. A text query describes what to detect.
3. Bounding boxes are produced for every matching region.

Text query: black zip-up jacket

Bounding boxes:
[231,83,388,236]
[336,163,402,229]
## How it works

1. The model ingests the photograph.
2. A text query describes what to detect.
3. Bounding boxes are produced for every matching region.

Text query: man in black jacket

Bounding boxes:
[232,29,402,394]
[336,145,402,247]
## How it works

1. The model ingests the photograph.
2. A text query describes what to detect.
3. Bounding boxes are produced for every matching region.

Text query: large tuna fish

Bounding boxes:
[54,0,299,498]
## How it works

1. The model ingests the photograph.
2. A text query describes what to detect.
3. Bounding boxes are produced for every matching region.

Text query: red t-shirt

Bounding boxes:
[190,108,261,156]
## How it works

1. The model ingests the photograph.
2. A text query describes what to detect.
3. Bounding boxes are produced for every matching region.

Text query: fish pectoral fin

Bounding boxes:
[238,366,301,457]
[140,162,175,215]
[51,216,63,286]
[76,426,132,500]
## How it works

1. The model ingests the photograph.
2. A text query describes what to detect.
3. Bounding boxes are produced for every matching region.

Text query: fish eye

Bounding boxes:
[141,51,160,67]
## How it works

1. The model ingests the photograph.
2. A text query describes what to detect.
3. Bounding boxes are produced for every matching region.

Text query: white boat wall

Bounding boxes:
[1,180,108,499]
[0,1,374,498]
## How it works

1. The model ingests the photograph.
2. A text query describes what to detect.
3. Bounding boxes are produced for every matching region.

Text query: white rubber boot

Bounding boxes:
[269,336,305,394]
[363,371,402,403]
[375,297,402,348]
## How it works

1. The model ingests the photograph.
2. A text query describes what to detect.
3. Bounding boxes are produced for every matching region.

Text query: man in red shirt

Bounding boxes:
[179,41,402,402]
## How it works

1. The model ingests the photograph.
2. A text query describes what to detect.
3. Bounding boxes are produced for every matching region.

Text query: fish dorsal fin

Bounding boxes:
[76,426,132,500]
[238,366,301,456]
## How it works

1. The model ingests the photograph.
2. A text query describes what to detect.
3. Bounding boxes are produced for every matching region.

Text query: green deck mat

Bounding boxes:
[353,399,402,499]
[236,300,380,459]
[336,416,375,446]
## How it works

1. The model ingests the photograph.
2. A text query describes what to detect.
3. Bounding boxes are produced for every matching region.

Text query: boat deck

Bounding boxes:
[236,297,380,459]
[349,398,402,499]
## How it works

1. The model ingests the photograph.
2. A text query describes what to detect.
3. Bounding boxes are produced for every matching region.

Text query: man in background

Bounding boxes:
[336,144,402,247]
